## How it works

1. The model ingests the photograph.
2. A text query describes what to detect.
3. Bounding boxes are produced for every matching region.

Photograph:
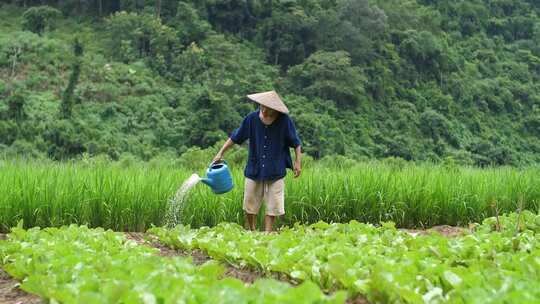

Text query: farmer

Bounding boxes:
[212,90,302,232]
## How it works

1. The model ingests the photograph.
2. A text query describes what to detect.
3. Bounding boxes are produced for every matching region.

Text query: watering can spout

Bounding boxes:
[200,178,214,188]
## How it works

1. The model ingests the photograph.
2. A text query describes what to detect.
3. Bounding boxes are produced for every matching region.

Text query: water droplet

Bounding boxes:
[165,173,201,227]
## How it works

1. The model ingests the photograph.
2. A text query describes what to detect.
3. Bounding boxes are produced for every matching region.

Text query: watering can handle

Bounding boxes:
[209,159,228,168]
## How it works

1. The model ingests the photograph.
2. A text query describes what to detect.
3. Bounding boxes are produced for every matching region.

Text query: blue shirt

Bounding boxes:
[230,110,301,181]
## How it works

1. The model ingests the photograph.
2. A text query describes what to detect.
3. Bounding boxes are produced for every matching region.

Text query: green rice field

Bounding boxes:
[1,158,538,232]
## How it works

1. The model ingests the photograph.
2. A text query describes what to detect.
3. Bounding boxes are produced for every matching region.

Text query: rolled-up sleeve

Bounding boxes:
[285,116,301,148]
[230,116,250,144]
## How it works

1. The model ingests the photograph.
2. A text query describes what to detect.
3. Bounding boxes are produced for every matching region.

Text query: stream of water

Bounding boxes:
[165,173,201,227]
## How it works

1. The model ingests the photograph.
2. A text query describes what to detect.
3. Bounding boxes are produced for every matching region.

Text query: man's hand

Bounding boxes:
[212,152,223,164]
[293,160,301,178]
[212,139,234,164]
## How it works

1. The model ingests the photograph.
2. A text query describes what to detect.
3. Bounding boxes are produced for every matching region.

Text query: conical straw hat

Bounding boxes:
[247,90,289,114]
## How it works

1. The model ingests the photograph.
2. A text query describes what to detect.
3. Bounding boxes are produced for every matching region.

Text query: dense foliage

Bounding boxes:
[2,0,540,165]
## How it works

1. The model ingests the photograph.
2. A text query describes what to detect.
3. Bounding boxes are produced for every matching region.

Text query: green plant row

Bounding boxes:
[1,159,540,232]
[0,224,345,304]
[149,211,540,303]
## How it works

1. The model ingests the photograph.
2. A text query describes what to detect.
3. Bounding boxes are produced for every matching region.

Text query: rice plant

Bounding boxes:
[1,158,539,232]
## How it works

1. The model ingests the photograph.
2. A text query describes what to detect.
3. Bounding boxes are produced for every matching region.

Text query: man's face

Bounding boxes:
[260,105,277,117]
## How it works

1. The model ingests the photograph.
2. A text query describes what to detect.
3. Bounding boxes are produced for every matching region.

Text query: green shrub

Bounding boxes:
[21,6,61,36]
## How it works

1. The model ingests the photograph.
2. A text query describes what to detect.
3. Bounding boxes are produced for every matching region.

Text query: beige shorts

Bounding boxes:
[243,178,285,216]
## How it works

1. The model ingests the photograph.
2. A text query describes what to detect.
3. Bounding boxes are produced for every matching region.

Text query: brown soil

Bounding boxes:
[0,268,43,304]
[346,295,370,304]
[401,225,468,238]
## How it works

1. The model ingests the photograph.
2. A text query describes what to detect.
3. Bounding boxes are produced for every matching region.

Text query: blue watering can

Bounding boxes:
[200,160,234,194]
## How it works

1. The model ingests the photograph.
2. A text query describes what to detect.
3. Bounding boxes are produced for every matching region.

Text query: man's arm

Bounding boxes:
[213,138,235,163]
[293,145,302,178]
[214,115,249,163]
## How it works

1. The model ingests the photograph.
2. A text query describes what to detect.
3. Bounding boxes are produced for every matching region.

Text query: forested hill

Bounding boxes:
[1,0,540,166]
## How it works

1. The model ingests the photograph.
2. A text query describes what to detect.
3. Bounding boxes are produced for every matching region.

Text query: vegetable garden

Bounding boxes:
[1,211,539,303]
[2,0,540,302]
[1,159,539,303]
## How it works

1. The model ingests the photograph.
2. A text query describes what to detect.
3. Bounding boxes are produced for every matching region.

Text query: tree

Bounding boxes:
[335,0,387,63]
[398,30,449,79]
[57,0,106,17]
[183,86,231,147]
[7,91,27,120]
[257,8,316,69]
[294,111,346,158]
[456,1,488,36]
[0,120,18,146]
[43,119,86,160]
[419,109,454,145]
[21,5,61,36]
[287,51,367,108]
[106,11,178,69]
[61,38,84,119]
[204,0,255,34]
[523,107,540,136]
[171,1,211,46]
[155,0,161,18]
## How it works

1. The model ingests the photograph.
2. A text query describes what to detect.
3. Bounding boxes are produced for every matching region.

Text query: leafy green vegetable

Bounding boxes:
[150,211,540,303]
[0,225,343,303]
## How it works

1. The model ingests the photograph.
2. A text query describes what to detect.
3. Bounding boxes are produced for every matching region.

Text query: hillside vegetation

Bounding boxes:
[2,0,540,166]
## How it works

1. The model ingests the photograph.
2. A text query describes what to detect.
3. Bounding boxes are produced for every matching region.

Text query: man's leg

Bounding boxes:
[264,215,276,232]
[245,212,257,231]
[243,178,263,231]
[264,178,285,232]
